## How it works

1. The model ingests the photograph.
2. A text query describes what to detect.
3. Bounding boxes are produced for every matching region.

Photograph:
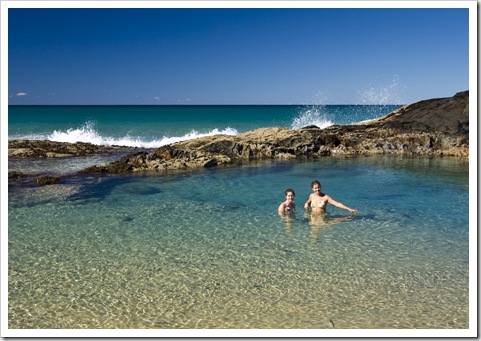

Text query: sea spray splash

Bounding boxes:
[47,121,238,148]
[48,121,103,144]
[290,106,333,130]
[359,75,405,105]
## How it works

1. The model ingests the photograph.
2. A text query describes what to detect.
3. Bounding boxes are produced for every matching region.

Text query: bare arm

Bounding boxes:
[304,194,312,210]
[326,195,357,213]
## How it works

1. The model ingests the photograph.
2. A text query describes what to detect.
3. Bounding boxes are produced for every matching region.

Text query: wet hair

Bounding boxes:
[285,188,295,196]
[311,180,321,188]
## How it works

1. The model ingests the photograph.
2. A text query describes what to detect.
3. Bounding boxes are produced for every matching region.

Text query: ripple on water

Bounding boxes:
[8,158,469,329]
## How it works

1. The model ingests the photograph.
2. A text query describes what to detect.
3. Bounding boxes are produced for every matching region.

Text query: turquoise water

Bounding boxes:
[8,105,400,147]
[7,105,470,331]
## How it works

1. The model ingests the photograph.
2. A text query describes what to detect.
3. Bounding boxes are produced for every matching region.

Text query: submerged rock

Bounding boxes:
[33,176,60,186]
[8,171,28,179]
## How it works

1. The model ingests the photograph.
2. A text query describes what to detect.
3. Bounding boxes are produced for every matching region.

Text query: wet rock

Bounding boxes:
[33,176,60,186]
[79,153,146,174]
[8,171,28,179]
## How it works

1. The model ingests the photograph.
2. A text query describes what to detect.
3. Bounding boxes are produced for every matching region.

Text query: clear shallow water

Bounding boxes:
[8,156,469,329]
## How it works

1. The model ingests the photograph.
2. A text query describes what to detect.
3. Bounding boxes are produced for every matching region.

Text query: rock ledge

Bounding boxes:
[80,91,469,174]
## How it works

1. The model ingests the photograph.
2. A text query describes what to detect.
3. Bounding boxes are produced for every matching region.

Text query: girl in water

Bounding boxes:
[304,180,357,215]
[278,188,296,216]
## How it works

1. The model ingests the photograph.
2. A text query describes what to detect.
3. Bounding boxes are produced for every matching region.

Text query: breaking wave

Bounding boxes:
[31,121,239,148]
[290,107,333,130]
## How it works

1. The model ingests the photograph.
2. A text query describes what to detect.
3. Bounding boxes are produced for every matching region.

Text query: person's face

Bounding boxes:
[312,184,321,194]
[285,192,295,202]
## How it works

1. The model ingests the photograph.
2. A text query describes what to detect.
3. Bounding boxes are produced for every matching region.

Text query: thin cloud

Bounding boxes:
[16,92,27,96]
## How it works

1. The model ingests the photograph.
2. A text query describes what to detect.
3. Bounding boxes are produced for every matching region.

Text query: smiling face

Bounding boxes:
[285,191,295,203]
[311,184,321,194]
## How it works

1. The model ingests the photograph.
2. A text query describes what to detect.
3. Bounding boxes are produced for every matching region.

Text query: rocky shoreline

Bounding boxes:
[8,91,469,185]
[8,139,137,158]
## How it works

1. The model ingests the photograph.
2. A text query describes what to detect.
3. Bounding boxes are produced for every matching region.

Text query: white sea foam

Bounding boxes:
[290,107,333,130]
[45,122,238,148]
[48,121,104,145]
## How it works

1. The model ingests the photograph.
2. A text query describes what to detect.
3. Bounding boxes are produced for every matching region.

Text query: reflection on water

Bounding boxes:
[306,212,356,241]
[281,211,357,243]
[7,156,469,330]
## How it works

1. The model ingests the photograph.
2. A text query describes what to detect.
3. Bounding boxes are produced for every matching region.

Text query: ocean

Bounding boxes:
[6,105,470,333]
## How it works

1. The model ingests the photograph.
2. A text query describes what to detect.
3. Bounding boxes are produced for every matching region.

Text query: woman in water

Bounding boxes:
[278,188,296,216]
[304,180,357,215]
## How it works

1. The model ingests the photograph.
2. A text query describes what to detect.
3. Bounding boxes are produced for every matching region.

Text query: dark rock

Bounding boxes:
[8,171,28,179]
[34,176,60,186]
[365,90,469,135]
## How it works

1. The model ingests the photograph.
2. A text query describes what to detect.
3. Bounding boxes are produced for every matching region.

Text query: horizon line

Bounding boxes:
[8,103,407,106]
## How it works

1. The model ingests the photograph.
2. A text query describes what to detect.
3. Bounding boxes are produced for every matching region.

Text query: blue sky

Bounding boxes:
[7,5,470,105]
